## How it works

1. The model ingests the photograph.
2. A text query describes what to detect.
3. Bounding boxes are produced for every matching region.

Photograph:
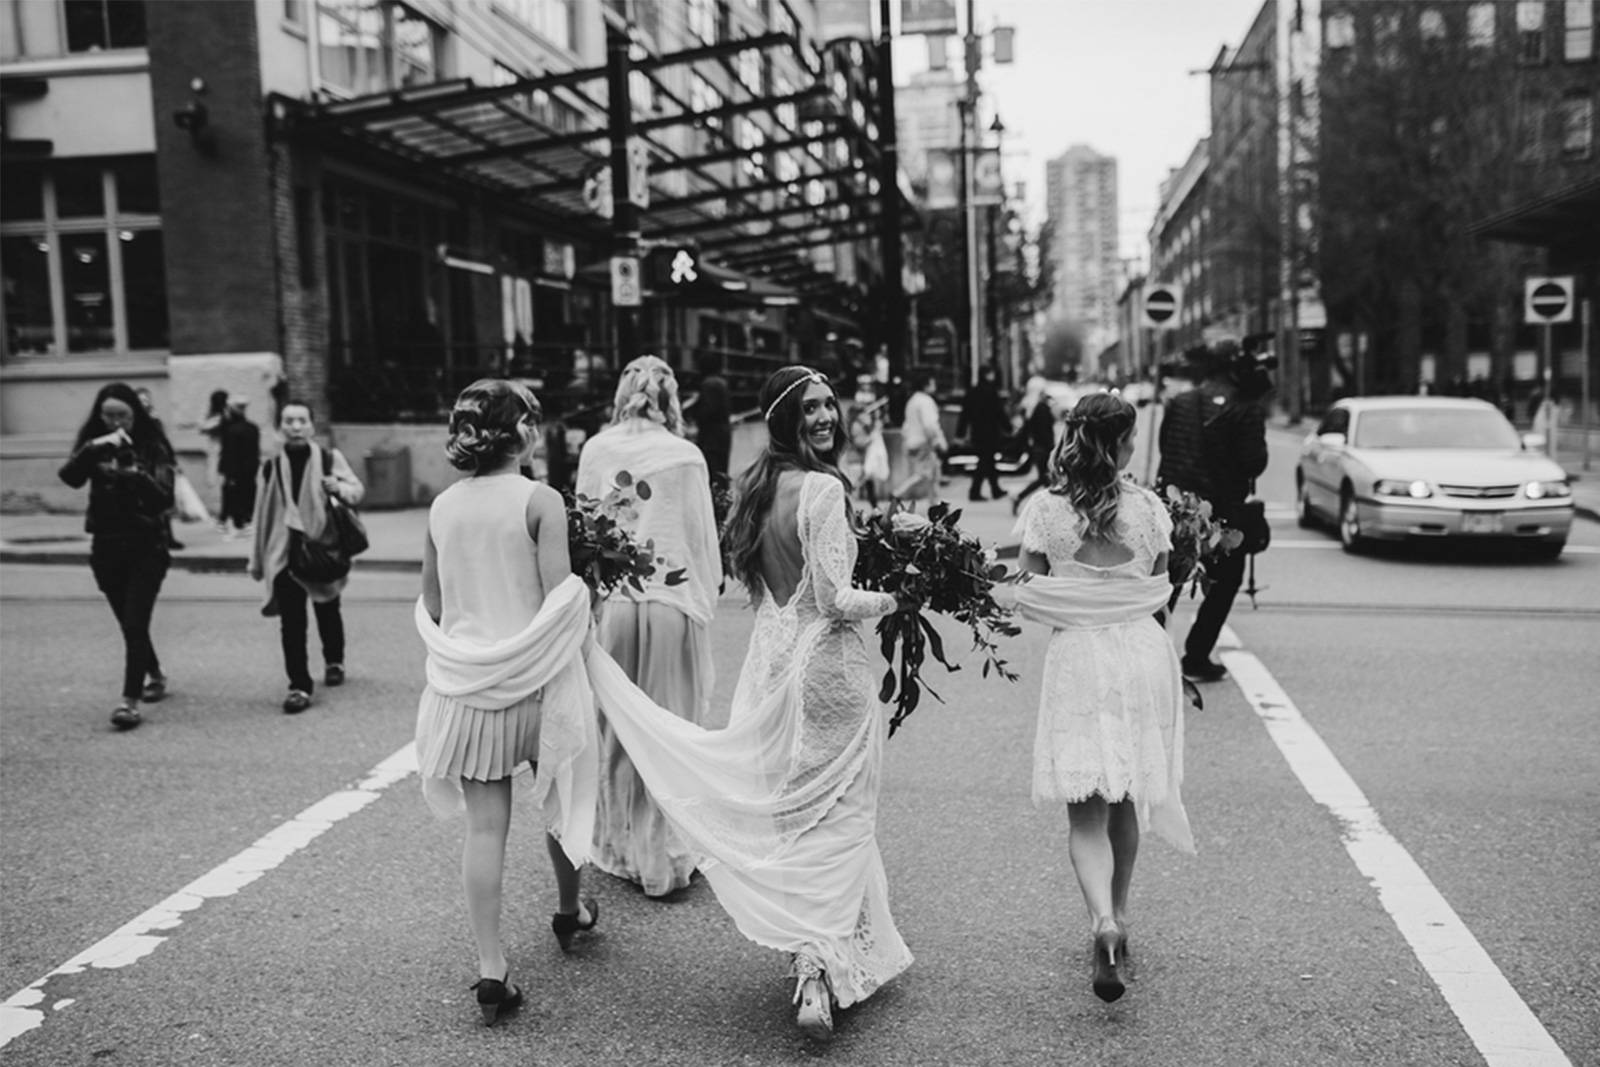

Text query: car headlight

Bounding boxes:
[1524,480,1571,500]
[1373,479,1432,499]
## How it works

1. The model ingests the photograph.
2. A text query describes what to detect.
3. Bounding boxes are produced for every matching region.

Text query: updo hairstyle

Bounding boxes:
[610,354,684,433]
[445,378,541,474]
[1048,392,1137,541]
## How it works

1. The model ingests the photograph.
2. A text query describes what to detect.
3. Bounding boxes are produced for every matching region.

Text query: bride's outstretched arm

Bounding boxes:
[805,476,897,622]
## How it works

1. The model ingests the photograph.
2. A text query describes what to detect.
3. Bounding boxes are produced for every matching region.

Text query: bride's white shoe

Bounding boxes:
[792,955,834,1039]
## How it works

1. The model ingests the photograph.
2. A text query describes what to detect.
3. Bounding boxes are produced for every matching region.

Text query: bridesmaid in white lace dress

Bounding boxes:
[577,356,723,897]
[1014,392,1196,1003]
[591,366,912,1040]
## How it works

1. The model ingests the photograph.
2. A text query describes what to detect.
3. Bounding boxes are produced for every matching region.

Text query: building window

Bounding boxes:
[1517,93,1546,160]
[0,156,167,359]
[688,0,716,43]
[496,0,576,51]
[1374,11,1402,67]
[1566,0,1595,59]
[318,1,441,96]
[1325,11,1355,50]
[1518,1,1548,62]
[285,0,305,25]
[63,0,146,52]
[1467,3,1496,48]
[1560,93,1594,156]
[1420,9,1447,47]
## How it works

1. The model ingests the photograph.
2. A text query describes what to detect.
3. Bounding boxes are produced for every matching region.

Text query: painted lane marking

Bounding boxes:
[1216,627,1572,1067]
[0,745,418,1049]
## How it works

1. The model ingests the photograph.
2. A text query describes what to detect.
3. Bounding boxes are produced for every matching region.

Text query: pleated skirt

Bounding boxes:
[415,686,544,785]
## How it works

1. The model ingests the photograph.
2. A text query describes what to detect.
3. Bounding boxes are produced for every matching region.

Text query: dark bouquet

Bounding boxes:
[853,501,1020,736]
[566,470,685,599]
[1162,484,1243,612]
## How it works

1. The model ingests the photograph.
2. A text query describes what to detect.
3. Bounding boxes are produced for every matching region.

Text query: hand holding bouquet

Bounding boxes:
[853,502,1021,735]
[567,470,686,601]
[1162,485,1243,612]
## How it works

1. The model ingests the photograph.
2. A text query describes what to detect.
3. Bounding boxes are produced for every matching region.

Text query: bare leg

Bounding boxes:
[1107,798,1140,925]
[1065,797,1114,925]
[545,832,587,920]
[461,778,513,980]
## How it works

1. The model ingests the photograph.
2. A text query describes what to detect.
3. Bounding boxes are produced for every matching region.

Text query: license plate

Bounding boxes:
[1462,512,1503,533]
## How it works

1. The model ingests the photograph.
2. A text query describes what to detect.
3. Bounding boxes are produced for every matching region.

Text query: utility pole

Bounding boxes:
[877,0,906,417]
[606,22,640,365]
[962,0,982,384]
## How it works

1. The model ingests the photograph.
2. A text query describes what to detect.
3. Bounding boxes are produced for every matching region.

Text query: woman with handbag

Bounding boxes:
[248,401,364,714]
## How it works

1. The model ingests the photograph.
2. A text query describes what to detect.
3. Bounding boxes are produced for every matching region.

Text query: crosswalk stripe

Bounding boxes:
[1217,627,1572,1067]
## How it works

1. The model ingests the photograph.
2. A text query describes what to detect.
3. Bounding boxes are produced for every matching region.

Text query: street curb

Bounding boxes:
[0,548,421,573]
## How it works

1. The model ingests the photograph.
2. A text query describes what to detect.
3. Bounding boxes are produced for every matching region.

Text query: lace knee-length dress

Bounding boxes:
[1017,484,1195,852]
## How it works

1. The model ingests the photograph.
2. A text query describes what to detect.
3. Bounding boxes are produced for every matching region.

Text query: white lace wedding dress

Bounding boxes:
[590,471,913,1006]
[1015,484,1196,852]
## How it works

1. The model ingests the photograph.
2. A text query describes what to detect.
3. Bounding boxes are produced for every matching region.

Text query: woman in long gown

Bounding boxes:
[1013,392,1195,1003]
[588,366,912,1039]
[576,356,723,896]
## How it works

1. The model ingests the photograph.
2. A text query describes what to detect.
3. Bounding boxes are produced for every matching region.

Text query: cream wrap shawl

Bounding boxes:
[413,575,599,865]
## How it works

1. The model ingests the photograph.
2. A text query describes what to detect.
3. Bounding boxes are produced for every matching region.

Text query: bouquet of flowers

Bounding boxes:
[853,501,1020,736]
[566,470,686,600]
[1162,484,1243,612]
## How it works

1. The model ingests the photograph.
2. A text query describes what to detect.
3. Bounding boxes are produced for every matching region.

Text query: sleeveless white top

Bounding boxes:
[429,473,545,645]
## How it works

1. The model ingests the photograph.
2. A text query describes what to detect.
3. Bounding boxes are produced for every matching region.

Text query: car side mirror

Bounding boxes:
[1318,432,1347,447]
[1521,432,1547,451]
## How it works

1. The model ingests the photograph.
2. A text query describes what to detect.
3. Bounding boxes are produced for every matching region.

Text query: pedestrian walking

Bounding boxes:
[847,393,890,506]
[198,388,228,490]
[576,356,723,897]
[690,354,732,487]
[57,382,177,730]
[247,402,364,714]
[896,372,946,505]
[1156,338,1271,682]
[592,366,914,1040]
[217,396,261,538]
[1011,377,1060,514]
[956,365,1006,501]
[135,386,187,550]
[413,378,599,1026]
[1013,392,1196,1003]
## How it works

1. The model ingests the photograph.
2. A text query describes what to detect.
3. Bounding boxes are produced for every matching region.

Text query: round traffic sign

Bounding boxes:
[1144,287,1178,325]
[1529,282,1569,319]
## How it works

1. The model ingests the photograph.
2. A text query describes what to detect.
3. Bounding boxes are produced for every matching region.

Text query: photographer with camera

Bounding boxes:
[1157,337,1273,682]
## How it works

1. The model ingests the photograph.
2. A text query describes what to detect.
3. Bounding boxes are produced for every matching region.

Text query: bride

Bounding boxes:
[590,365,912,1039]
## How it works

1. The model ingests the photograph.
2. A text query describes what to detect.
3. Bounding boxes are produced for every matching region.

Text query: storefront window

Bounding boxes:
[319,1,440,96]
[64,0,147,52]
[0,156,167,359]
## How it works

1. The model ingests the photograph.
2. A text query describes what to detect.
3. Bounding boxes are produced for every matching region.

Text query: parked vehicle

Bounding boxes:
[1296,397,1572,558]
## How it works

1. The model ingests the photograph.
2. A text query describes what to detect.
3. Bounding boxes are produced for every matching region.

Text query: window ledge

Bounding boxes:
[0,50,149,78]
[0,355,168,381]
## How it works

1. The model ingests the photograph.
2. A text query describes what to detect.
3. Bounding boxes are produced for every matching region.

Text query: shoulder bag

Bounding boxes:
[287,449,369,583]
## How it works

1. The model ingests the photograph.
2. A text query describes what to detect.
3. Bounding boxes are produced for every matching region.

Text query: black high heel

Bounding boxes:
[471,973,523,1026]
[1091,920,1125,1003]
[551,897,599,952]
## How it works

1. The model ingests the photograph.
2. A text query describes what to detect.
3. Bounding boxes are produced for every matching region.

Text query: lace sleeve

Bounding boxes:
[802,475,897,621]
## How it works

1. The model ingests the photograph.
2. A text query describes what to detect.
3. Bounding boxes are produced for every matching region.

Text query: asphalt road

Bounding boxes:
[1,436,1596,1066]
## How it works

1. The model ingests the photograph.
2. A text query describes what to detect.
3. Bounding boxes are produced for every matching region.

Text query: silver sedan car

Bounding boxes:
[1296,396,1573,558]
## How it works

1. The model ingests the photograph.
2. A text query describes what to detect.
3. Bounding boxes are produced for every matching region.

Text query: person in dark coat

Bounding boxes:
[1011,386,1060,514]
[956,366,1007,501]
[217,396,261,537]
[691,356,732,487]
[1156,339,1270,682]
[58,382,177,730]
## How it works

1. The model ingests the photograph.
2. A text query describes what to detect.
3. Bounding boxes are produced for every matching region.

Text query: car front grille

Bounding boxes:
[1438,483,1518,500]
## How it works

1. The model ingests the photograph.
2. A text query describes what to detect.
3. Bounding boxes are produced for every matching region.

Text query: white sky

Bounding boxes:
[891,0,1270,263]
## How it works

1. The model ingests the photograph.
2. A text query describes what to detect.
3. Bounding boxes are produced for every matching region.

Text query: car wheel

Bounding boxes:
[1338,490,1366,554]
[1296,475,1318,529]
[1528,540,1565,561]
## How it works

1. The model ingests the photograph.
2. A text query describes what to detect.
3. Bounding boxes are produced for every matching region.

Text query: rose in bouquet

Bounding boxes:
[1162,484,1243,612]
[853,501,1020,735]
[566,470,686,600]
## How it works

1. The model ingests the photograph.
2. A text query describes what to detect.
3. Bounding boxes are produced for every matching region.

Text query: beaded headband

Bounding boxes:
[764,369,829,421]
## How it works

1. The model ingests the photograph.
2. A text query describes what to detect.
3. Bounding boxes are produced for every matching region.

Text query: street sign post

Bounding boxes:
[1525,276,1574,458]
[1143,284,1182,330]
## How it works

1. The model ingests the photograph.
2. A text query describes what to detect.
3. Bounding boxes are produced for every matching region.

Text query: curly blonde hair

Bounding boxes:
[610,354,684,434]
[1048,392,1137,541]
[444,378,541,473]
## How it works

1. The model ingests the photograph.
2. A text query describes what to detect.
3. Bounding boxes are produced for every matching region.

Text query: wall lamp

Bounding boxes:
[173,77,211,146]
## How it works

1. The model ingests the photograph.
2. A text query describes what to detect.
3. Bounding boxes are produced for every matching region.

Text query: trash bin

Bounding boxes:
[364,446,412,509]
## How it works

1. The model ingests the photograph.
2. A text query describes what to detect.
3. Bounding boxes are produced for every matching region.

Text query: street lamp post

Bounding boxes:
[985,114,1004,379]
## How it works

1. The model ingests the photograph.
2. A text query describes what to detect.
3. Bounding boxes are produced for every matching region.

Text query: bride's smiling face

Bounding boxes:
[798,382,839,454]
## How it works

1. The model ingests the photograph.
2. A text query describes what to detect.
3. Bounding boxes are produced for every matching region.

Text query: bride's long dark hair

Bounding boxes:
[722,366,849,598]
[1048,392,1136,541]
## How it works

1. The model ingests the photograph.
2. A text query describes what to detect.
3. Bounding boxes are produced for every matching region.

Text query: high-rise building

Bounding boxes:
[1045,145,1120,357]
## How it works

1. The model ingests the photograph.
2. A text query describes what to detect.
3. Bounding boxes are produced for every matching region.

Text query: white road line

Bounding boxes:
[1216,627,1572,1067]
[0,745,418,1049]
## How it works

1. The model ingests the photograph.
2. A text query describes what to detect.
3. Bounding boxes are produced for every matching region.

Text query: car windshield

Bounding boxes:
[1352,408,1521,450]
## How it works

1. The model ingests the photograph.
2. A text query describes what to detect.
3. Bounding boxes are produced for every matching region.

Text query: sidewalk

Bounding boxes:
[0,488,1031,573]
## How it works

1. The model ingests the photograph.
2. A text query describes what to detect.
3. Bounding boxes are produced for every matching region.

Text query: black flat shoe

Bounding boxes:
[110,704,142,730]
[1092,922,1126,1003]
[551,898,599,952]
[471,973,523,1026]
[141,676,168,703]
[1181,658,1228,683]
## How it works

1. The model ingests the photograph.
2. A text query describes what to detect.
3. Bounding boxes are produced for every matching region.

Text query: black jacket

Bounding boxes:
[59,437,176,540]
[1157,385,1268,513]
[957,381,1008,447]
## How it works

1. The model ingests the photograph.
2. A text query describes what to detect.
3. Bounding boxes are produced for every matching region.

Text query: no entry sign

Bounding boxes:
[1524,276,1575,324]
[1143,284,1182,330]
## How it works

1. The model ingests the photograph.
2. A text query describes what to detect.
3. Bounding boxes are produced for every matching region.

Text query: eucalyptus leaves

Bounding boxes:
[566,470,686,599]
